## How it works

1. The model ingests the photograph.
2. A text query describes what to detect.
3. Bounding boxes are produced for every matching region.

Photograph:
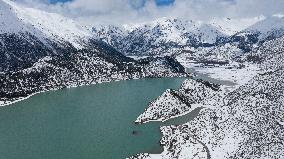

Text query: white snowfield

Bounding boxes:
[178,61,260,87]
[0,0,91,48]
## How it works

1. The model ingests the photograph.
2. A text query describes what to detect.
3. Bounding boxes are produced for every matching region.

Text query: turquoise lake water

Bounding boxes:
[0,78,202,159]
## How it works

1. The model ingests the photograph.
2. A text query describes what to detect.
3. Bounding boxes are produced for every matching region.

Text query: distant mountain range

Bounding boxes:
[92,15,284,57]
[92,18,227,56]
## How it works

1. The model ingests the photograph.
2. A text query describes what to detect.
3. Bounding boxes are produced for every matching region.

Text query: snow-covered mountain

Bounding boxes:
[124,18,227,44]
[229,15,284,53]
[0,0,186,105]
[246,15,284,40]
[210,16,265,36]
[0,0,93,72]
[0,0,90,48]
[92,15,284,59]
[92,18,228,56]
[173,15,284,65]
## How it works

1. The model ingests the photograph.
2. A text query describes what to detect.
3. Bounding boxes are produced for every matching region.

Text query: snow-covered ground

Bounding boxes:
[131,36,284,159]
[176,56,261,87]
[190,64,259,86]
[135,79,222,124]
[135,54,262,125]
[127,56,150,60]
[131,66,284,159]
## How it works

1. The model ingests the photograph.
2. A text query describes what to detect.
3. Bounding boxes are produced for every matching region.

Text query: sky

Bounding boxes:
[15,0,284,25]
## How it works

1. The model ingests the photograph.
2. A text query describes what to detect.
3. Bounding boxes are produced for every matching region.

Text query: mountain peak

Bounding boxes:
[0,0,91,48]
[246,15,284,33]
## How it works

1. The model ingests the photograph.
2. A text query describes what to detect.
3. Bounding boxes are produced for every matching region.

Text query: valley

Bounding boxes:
[0,0,283,158]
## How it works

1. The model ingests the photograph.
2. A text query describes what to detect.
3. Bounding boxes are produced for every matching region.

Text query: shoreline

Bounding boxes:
[0,75,187,107]
[135,106,204,124]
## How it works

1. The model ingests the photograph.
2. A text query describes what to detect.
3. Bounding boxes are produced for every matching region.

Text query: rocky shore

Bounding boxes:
[131,66,284,159]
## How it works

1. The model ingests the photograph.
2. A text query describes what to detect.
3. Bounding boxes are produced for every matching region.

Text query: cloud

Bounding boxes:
[15,0,284,25]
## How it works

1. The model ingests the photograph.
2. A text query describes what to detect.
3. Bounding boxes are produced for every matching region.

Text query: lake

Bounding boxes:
[0,78,201,159]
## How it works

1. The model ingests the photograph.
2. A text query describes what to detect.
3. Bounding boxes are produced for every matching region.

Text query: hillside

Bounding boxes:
[0,0,187,105]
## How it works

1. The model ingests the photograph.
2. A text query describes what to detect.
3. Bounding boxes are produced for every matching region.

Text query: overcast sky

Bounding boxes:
[15,0,284,25]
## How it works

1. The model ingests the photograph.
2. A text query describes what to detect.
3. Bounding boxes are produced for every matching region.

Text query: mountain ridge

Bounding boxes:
[92,15,284,57]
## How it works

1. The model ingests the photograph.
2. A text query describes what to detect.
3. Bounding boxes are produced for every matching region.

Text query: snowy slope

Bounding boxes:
[91,24,127,51]
[0,0,94,72]
[0,0,90,48]
[124,18,228,43]
[210,16,265,36]
[136,79,221,123]
[131,42,284,159]
[92,18,228,56]
[0,0,26,33]
[246,15,284,33]
[92,16,284,57]
[234,15,284,42]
